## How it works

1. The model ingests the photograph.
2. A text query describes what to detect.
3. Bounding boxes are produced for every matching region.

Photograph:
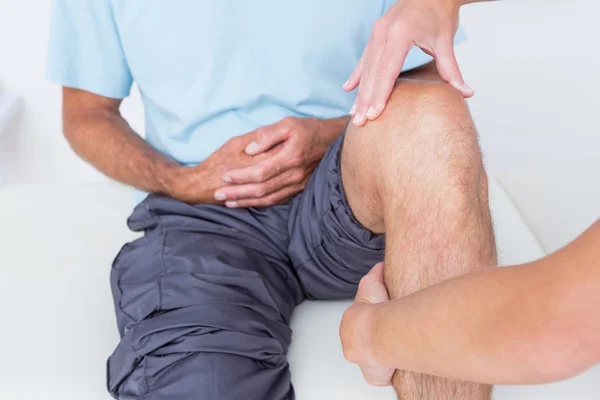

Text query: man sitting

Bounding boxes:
[48,0,492,398]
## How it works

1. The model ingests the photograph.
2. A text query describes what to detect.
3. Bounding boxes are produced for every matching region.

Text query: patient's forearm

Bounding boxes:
[369,221,600,384]
[63,88,180,194]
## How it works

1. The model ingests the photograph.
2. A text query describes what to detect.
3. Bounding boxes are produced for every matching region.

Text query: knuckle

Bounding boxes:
[375,66,390,78]
[254,127,265,139]
[359,275,368,287]
[264,196,277,207]
[291,170,305,184]
[278,117,294,132]
[362,61,374,74]
[254,186,266,197]
[389,21,406,37]
[288,125,300,137]
[366,65,389,79]
[371,19,386,36]
[254,169,267,182]
[290,154,305,167]
[227,136,240,146]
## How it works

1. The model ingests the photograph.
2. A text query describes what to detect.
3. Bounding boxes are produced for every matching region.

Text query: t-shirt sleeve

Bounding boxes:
[46,0,133,99]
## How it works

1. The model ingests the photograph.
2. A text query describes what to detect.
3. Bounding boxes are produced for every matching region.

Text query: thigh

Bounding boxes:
[288,133,385,300]
[108,196,302,399]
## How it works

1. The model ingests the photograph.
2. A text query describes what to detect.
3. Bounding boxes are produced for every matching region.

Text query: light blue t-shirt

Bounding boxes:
[47,0,465,165]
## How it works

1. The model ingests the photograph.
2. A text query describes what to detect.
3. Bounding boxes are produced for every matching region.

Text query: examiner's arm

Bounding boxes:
[341,220,600,385]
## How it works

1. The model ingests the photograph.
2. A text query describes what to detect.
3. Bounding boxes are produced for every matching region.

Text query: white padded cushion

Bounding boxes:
[0,180,596,400]
[497,162,600,254]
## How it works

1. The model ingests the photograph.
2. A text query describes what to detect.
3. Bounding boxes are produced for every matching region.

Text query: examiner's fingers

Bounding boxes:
[434,40,474,98]
[356,262,389,305]
[364,40,412,122]
[343,54,364,98]
[355,262,394,387]
[352,37,390,126]
[360,365,394,387]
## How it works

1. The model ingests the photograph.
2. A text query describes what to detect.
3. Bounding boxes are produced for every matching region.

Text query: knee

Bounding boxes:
[352,80,486,208]
[386,80,481,167]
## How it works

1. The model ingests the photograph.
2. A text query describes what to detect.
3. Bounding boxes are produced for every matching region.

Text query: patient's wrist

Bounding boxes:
[316,116,350,144]
[156,162,187,198]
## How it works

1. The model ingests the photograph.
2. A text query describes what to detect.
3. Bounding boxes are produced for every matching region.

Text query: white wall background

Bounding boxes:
[0,0,597,186]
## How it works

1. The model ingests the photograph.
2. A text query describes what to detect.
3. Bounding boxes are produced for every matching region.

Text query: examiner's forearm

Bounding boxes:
[63,89,180,194]
[369,221,600,384]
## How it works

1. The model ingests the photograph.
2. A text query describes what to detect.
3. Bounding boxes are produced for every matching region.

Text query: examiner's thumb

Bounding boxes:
[356,262,389,305]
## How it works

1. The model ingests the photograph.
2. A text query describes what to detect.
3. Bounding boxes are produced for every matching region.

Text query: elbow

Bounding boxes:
[62,117,76,143]
[62,106,111,147]
[515,264,599,384]
[61,108,83,144]
[527,332,599,384]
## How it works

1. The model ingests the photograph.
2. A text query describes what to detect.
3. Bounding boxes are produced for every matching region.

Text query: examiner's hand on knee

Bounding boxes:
[344,0,474,127]
[340,262,395,386]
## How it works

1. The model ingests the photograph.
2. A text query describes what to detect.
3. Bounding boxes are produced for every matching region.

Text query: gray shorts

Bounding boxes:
[107,134,385,399]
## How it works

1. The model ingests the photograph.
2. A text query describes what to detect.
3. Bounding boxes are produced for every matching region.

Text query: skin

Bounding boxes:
[62,87,347,206]
[217,116,348,208]
[344,0,487,127]
[340,220,600,385]
[64,61,495,399]
[63,1,497,398]
[63,0,484,208]
[209,0,489,202]
[340,64,494,399]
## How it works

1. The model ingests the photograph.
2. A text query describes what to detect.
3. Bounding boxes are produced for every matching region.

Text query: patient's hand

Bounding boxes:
[214,116,348,208]
[167,132,282,204]
[340,263,395,386]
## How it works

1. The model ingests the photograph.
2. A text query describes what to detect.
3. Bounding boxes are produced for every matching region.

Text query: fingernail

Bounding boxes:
[222,176,232,183]
[349,103,357,116]
[343,80,350,89]
[463,82,475,96]
[352,113,364,126]
[225,201,238,208]
[366,106,377,119]
[450,80,462,92]
[245,141,259,155]
[215,192,227,201]
[450,80,474,96]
